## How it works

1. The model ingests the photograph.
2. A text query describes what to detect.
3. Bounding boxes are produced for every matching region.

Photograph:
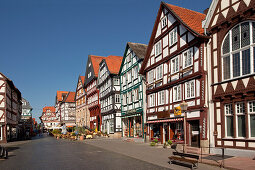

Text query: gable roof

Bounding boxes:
[63,92,75,103]
[56,91,69,102]
[22,97,32,110]
[202,0,218,31]
[104,55,123,74]
[90,55,105,77]
[127,42,148,59]
[140,2,207,74]
[43,106,55,113]
[165,3,206,36]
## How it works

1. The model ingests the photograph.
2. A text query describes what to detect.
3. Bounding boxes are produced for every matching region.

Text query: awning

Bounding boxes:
[147,118,183,124]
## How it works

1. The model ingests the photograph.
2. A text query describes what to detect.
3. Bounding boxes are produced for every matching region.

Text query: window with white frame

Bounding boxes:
[236,102,246,137]
[161,16,167,28]
[222,21,255,80]
[133,66,138,79]
[149,93,155,107]
[123,75,126,85]
[114,78,119,85]
[115,94,120,103]
[155,41,162,56]
[248,101,255,137]
[173,85,181,102]
[134,89,139,101]
[171,56,179,74]
[122,94,127,105]
[169,27,177,46]
[128,71,132,83]
[158,91,165,105]
[183,48,193,68]
[128,91,132,104]
[148,70,154,84]
[185,80,195,99]
[156,65,163,80]
[225,104,234,137]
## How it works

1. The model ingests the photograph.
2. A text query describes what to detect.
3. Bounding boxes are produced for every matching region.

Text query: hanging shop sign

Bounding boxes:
[174,106,182,116]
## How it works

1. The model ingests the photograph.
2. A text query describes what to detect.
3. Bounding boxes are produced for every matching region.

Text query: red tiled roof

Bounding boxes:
[43,106,55,113]
[166,3,206,35]
[56,91,69,102]
[90,55,105,77]
[65,92,75,103]
[80,76,85,84]
[104,55,123,74]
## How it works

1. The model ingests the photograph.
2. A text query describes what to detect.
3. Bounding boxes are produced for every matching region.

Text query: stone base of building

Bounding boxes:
[108,132,122,139]
[210,147,255,158]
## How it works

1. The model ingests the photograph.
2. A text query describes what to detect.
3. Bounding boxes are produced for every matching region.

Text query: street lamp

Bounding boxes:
[180,101,188,153]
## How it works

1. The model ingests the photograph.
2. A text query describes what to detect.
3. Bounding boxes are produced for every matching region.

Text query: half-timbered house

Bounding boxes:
[59,92,76,127]
[140,2,210,148]
[75,76,89,127]
[203,0,255,152]
[40,106,59,130]
[55,91,68,123]
[84,55,105,130]
[0,72,22,143]
[98,55,123,137]
[119,42,147,139]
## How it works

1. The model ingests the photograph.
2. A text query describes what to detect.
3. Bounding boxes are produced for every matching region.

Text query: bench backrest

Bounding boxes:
[173,152,199,159]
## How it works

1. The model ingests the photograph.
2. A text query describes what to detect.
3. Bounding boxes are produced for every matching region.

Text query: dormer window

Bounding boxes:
[161,16,167,28]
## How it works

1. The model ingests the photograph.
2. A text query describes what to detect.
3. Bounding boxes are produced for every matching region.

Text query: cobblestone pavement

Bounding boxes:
[0,135,171,170]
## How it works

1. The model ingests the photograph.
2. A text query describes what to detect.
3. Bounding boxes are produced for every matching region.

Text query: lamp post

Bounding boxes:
[180,101,188,153]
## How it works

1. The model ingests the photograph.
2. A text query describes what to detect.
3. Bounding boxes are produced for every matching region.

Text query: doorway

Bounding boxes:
[189,120,200,147]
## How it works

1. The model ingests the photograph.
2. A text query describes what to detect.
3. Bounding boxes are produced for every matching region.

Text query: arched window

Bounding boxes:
[222,21,255,80]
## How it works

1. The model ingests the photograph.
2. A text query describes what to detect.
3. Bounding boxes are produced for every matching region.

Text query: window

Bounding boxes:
[128,91,132,104]
[183,48,193,68]
[123,75,126,85]
[127,53,131,63]
[222,21,255,80]
[155,41,162,56]
[225,104,234,137]
[133,66,138,79]
[114,78,119,85]
[134,89,139,101]
[156,65,163,80]
[148,70,154,84]
[249,101,255,137]
[169,27,177,46]
[161,16,167,28]
[185,80,195,99]
[171,56,179,74]
[173,85,181,102]
[128,71,132,83]
[88,72,91,78]
[115,94,120,103]
[236,103,246,137]
[110,119,114,133]
[158,91,164,105]
[122,94,127,105]
[149,94,155,107]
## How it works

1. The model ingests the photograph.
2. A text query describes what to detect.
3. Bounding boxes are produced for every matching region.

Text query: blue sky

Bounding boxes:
[0,0,211,122]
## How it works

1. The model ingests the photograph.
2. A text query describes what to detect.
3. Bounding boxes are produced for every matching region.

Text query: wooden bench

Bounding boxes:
[168,151,199,169]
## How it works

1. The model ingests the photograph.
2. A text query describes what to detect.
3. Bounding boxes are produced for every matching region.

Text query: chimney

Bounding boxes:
[203,8,209,15]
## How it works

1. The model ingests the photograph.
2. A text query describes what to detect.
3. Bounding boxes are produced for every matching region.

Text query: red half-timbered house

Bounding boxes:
[40,106,59,130]
[203,0,255,152]
[84,55,105,130]
[140,2,210,148]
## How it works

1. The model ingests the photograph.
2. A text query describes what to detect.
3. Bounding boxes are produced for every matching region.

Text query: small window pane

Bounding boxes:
[250,115,255,137]
[223,56,230,80]
[233,52,240,77]
[238,115,246,137]
[253,22,255,43]
[241,22,250,47]
[232,25,240,51]
[227,116,234,137]
[223,34,230,54]
[242,49,250,75]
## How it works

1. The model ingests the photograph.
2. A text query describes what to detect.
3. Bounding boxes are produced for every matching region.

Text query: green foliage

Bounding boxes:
[52,129,61,134]
[71,132,76,136]
[163,142,169,148]
[167,139,173,145]
[154,138,159,143]
[150,142,156,146]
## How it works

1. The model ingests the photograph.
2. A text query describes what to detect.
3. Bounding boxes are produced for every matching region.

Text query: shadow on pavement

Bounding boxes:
[6,147,20,152]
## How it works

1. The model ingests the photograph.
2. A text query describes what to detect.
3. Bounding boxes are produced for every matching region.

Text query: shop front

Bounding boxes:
[122,113,143,138]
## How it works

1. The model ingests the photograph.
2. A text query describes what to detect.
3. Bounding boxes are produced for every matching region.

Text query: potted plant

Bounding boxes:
[150,142,156,146]
[79,134,84,140]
